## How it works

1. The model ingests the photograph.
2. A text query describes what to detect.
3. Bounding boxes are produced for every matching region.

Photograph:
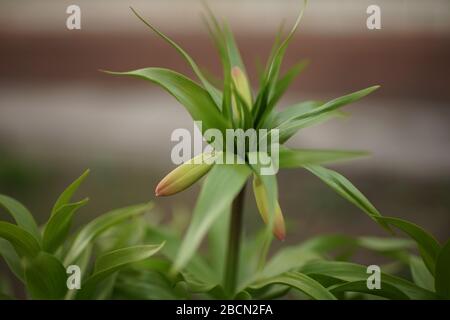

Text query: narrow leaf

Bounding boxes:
[77,243,164,299]
[304,165,390,231]
[0,222,40,258]
[279,148,368,169]
[106,68,228,134]
[251,271,336,300]
[43,199,89,253]
[172,164,251,273]
[378,216,441,276]
[51,169,89,216]
[0,194,40,242]
[64,203,152,265]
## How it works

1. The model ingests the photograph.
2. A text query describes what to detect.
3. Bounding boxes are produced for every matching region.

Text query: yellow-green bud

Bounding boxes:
[252,174,286,240]
[155,153,216,197]
[231,66,252,108]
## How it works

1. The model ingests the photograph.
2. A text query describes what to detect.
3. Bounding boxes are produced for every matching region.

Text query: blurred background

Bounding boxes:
[0,0,449,270]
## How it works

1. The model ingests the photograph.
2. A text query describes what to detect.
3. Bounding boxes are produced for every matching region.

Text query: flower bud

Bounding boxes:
[252,174,286,240]
[231,66,252,108]
[155,153,215,197]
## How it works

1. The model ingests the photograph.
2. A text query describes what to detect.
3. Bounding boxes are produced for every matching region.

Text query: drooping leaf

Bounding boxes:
[378,216,441,276]
[51,169,89,216]
[329,280,410,300]
[301,260,436,299]
[64,203,152,265]
[304,165,391,231]
[106,68,228,134]
[435,239,450,299]
[279,148,368,168]
[0,222,40,258]
[77,243,164,299]
[0,194,41,242]
[129,7,222,108]
[24,252,67,299]
[250,271,336,300]
[172,164,251,273]
[43,199,89,253]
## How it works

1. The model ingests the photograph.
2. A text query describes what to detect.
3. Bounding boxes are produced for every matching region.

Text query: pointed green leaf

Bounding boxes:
[301,260,436,299]
[64,203,153,265]
[304,165,390,231]
[251,271,336,300]
[279,148,368,168]
[51,169,89,216]
[0,222,40,258]
[267,60,308,109]
[378,216,441,276]
[0,194,40,242]
[172,164,251,273]
[329,280,410,300]
[43,199,89,253]
[77,243,164,299]
[130,7,223,107]
[106,68,228,134]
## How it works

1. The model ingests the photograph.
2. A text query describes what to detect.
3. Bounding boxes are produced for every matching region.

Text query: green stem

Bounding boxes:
[224,184,246,297]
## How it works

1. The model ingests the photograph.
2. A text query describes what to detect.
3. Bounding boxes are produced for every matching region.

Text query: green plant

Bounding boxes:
[0,170,164,300]
[105,2,449,299]
[0,2,448,300]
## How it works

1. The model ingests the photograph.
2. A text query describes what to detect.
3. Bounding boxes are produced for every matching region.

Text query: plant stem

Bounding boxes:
[224,184,246,297]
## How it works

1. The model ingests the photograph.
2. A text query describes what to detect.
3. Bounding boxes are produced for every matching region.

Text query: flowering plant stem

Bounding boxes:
[224,184,246,297]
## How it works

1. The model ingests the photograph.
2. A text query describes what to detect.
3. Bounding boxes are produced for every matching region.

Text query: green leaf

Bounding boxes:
[435,239,450,299]
[24,252,67,299]
[129,7,222,108]
[51,169,89,216]
[301,260,436,299]
[207,207,230,283]
[279,148,368,169]
[254,1,307,126]
[172,164,251,273]
[64,203,152,265]
[409,255,434,292]
[250,271,337,300]
[0,239,24,281]
[43,199,89,253]
[378,216,441,276]
[0,222,40,258]
[267,60,308,109]
[264,100,321,128]
[259,246,321,279]
[329,280,410,300]
[304,165,390,231]
[289,86,379,124]
[77,243,164,299]
[106,68,228,134]
[0,194,41,242]
[278,111,342,143]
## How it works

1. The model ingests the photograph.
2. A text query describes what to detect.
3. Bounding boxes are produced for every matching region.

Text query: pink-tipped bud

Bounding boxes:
[155,153,216,197]
[252,174,286,241]
[231,66,252,108]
